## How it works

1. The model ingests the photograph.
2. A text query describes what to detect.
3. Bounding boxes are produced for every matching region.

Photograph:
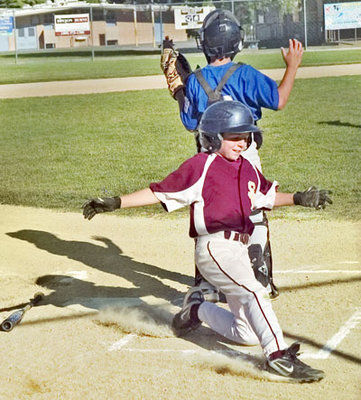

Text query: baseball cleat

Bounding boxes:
[172,287,204,337]
[198,280,220,303]
[267,343,325,382]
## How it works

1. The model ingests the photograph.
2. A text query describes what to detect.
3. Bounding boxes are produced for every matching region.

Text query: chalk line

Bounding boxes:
[338,261,359,265]
[276,269,361,274]
[108,334,137,352]
[301,308,361,360]
[112,309,361,360]
[120,349,199,354]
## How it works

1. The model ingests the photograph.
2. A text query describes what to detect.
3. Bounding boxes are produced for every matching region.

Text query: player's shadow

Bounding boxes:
[4,229,268,374]
[6,229,193,307]
[318,120,361,129]
[6,230,361,370]
[279,275,361,292]
[32,274,158,310]
[283,330,361,365]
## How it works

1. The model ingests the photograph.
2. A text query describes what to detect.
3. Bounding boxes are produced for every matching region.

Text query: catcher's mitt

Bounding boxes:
[160,37,192,99]
[293,186,333,209]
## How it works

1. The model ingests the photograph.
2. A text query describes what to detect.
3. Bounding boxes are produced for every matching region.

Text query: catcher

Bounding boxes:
[160,9,303,301]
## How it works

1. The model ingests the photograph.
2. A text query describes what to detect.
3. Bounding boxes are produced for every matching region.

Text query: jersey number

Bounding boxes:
[248,181,257,209]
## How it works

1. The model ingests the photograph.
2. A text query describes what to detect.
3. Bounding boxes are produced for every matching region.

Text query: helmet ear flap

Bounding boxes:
[199,132,223,153]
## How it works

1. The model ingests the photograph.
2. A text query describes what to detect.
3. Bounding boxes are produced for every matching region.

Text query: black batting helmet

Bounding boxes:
[198,9,243,61]
[198,101,261,153]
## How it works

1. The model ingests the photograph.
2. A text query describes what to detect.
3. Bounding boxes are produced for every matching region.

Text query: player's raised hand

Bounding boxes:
[293,186,333,209]
[82,196,121,220]
[281,39,303,69]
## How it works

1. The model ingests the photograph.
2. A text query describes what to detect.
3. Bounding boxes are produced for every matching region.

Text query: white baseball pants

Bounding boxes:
[195,232,287,357]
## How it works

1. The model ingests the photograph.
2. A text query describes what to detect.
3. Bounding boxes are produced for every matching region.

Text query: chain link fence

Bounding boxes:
[0,1,360,60]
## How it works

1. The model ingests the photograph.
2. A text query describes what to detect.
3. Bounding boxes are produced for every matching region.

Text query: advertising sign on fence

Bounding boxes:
[0,16,13,35]
[54,14,90,36]
[324,2,361,30]
[174,6,215,30]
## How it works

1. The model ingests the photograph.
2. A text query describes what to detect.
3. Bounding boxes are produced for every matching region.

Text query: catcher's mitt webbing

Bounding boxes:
[194,63,242,105]
[161,45,192,99]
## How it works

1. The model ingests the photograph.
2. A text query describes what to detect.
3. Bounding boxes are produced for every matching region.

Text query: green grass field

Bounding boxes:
[0,48,360,84]
[1,74,360,220]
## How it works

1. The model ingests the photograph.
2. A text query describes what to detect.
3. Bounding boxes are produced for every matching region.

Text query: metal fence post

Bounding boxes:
[151,1,155,48]
[90,5,95,61]
[133,1,138,47]
[159,5,163,42]
[303,0,308,50]
[13,8,18,64]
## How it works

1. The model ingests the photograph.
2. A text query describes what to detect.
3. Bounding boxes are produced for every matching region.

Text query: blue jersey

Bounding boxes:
[181,62,279,131]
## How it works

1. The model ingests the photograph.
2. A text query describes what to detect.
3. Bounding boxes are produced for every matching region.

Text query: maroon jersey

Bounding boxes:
[150,153,278,238]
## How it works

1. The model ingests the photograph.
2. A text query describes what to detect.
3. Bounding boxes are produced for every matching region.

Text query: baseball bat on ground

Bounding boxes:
[0,292,44,332]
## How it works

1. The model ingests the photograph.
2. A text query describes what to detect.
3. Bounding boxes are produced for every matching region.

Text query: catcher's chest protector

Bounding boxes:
[194,63,242,107]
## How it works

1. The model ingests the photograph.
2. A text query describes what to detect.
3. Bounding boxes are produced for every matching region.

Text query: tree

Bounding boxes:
[258,0,300,15]
[0,0,23,7]
[0,0,46,8]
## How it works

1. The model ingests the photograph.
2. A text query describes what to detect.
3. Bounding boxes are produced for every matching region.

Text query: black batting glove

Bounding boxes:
[293,186,333,209]
[82,196,121,220]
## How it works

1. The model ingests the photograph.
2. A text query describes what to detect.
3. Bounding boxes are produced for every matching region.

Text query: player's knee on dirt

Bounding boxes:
[248,244,269,288]
[231,318,259,345]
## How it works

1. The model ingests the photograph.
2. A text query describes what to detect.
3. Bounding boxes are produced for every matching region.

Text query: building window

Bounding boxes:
[18,28,25,37]
[44,13,53,24]
[28,27,35,37]
[106,11,116,26]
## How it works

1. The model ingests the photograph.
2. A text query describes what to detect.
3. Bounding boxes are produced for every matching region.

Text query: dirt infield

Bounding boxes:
[1,205,360,399]
[0,63,360,99]
[1,61,360,398]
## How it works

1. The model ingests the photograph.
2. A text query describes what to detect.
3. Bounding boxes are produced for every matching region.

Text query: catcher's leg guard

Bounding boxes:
[263,240,279,299]
[248,244,269,287]
[248,210,279,299]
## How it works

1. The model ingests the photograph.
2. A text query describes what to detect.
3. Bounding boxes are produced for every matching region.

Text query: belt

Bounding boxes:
[224,231,250,245]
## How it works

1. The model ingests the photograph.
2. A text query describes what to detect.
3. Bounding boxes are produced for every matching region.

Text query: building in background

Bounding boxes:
[0,0,360,53]
[0,1,187,52]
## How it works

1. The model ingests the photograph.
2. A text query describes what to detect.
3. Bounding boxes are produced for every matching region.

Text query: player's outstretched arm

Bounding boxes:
[277,39,303,110]
[82,188,159,220]
[274,187,332,209]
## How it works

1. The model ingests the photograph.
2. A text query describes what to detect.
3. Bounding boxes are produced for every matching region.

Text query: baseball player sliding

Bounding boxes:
[161,9,304,300]
[82,101,331,382]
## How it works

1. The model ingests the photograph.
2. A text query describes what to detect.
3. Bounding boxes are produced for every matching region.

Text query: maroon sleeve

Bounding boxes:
[150,153,207,194]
